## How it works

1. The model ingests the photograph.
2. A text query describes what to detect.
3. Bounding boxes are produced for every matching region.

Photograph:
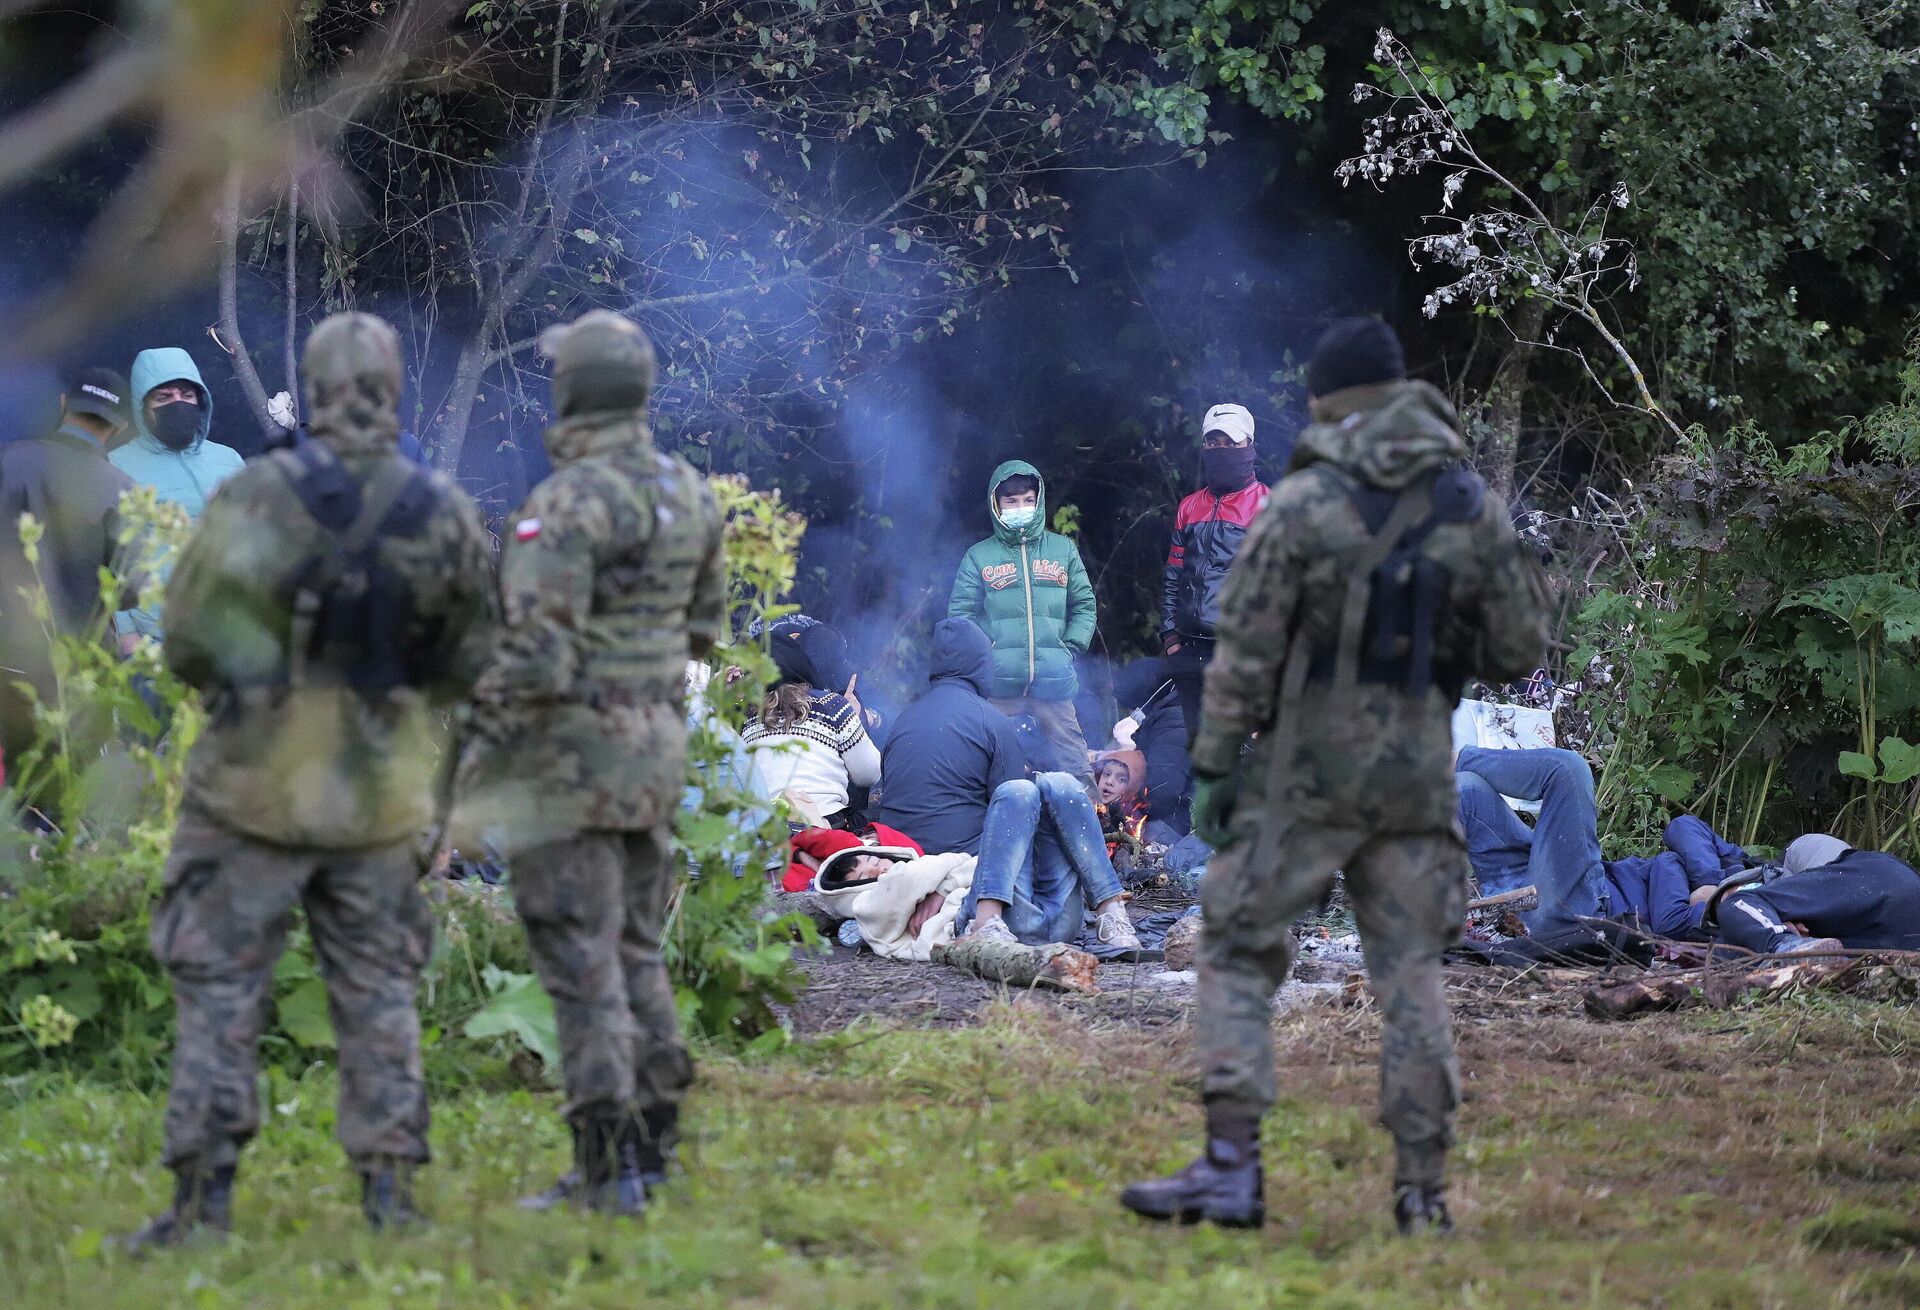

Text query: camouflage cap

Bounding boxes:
[540,309,656,417]
[303,311,403,452]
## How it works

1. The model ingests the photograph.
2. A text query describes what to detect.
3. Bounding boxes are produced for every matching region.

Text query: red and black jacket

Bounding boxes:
[1161,480,1270,641]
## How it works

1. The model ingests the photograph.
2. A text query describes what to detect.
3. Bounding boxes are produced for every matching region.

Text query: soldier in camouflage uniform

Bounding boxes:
[1122,319,1549,1234]
[122,313,499,1250]
[454,310,725,1217]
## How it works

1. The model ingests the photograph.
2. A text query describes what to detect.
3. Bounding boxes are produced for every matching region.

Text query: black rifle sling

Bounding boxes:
[273,443,425,688]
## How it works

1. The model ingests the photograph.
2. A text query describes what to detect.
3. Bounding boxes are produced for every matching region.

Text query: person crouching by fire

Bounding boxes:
[949,460,1098,792]
[1093,750,1150,852]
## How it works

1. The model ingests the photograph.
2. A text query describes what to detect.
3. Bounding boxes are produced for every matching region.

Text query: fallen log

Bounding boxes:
[931,938,1101,994]
[1583,955,1860,1021]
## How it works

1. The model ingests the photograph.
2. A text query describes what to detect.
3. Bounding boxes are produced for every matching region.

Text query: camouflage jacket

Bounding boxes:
[456,411,724,853]
[165,333,498,850]
[1192,379,1550,832]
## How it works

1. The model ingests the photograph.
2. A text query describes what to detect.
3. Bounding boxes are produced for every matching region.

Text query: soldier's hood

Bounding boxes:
[1291,379,1468,490]
[986,458,1047,545]
[543,410,654,467]
[303,313,402,459]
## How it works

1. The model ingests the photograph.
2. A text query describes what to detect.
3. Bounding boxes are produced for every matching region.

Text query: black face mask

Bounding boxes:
[148,401,201,450]
[1202,445,1257,493]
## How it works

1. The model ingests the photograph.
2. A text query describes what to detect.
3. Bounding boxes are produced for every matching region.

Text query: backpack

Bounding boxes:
[1307,462,1486,695]
[267,440,445,693]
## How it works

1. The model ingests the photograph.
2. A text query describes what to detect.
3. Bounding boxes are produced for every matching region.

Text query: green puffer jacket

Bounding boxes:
[948,459,1096,702]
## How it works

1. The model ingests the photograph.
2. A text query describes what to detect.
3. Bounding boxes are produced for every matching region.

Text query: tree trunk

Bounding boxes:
[429,328,491,473]
[1480,295,1547,501]
[217,170,280,442]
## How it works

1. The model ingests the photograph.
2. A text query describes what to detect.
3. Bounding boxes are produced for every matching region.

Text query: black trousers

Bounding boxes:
[1719,857,1920,952]
[1166,638,1215,751]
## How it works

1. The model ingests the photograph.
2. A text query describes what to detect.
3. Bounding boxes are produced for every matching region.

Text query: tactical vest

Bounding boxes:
[1291,462,1486,698]
[266,441,445,693]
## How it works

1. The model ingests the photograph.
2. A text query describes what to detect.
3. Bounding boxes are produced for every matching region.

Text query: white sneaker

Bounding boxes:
[1095,902,1141,951]
[962,915,1017,946]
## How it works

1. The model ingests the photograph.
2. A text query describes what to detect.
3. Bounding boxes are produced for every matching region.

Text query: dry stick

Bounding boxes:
[283,178,300,419]
[217,170,282,441]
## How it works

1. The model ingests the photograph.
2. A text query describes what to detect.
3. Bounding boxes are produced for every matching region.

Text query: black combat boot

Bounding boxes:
[576,1115,648,1217]
[360,1158,423,1232]
[1392,1183,1454,1236]
[1120,1117,1264,1229]
[517,1123,585,1212]
[117,1164,235,1254]
[631,1103,679,1193]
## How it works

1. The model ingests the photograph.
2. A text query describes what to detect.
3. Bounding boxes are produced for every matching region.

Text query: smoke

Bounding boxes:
[782,115,1399,711]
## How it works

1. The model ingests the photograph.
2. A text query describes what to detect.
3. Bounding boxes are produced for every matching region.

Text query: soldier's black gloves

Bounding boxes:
[1191,771,1241,849]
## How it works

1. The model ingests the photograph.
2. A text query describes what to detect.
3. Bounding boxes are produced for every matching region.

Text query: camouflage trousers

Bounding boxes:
[1197,817,1467,1188]
[149,803,433,1171]
[512,826,692,1125]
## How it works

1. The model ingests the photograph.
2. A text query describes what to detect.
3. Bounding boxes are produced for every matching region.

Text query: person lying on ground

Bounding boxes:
[804,841,975,961]
[782,822,923,893]
[870,618,1139,949]
[742,618,880,829]
[1714,833,1920,956]
[1458,745,1749,940]
[949,460,1097,789]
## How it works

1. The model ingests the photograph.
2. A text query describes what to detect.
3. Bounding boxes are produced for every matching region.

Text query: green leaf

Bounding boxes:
[464,972,561,1075]
[1878,737,1920,786]
[1838,750,1878,781]
[1645,764,1697,804]
[277,977,335,1050]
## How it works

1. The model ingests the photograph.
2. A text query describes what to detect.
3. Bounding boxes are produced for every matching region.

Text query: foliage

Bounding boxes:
[1096,0,1330,141]
[9,998,1920,1305]
[1566,354,1920,855]
[1125,1,1920,476]
[1341,30,1677,442]
[2,474,812,1082]
[0,491,200,1076]
[279,0,1191,485]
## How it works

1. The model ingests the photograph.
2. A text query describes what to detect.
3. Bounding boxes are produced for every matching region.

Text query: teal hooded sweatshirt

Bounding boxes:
[949,459,1096,701]
[110,347,245,638]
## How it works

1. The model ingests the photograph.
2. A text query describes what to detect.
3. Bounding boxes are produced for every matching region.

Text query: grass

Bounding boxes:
[5,987,1920,1308]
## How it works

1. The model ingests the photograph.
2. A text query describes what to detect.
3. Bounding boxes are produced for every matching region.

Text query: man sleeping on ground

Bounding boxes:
[1709,833,1920,957]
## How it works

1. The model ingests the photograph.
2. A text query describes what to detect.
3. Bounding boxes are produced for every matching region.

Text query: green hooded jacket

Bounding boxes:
[948,459,1096,701]
[1192,379,1550,832]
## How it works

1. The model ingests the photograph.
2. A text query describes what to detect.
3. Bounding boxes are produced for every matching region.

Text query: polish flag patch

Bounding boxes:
[514,517,543,542]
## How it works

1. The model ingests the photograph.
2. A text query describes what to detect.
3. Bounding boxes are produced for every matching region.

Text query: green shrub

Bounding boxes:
[1568,352,1920,856]
[3,475,814,1085]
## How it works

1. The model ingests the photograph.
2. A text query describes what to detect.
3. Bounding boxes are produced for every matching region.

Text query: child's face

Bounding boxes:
[842,854,894,884]
[1096,764,1132,806]
[996,489,1039,516]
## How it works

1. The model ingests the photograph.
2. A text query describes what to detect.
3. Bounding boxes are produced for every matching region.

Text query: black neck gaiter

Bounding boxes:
[1202,445,1257,493]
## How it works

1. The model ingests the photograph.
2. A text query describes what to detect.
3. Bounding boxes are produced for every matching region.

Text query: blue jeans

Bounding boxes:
[963,772,1124,944]
[1455,746,1609,936]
